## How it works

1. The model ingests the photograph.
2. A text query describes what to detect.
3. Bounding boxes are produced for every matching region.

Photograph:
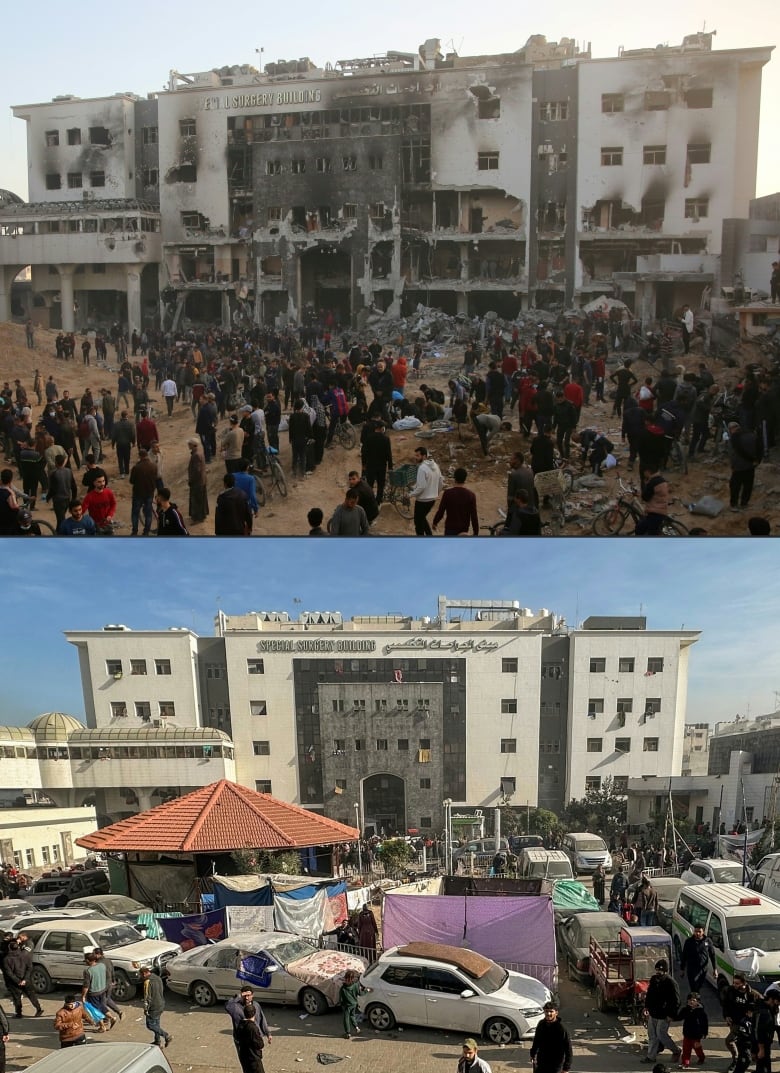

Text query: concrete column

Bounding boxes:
[125,266,142,334]
[57,265,76,332]
[0,265,22,322]
[221,290,231,329]
[457,292,468,315]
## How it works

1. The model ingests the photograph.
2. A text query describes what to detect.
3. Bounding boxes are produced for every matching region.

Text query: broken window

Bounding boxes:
[402,140,431,182]
[478,97,500,119]
[368,154,383,170]
[89,126,111,146]
[643,145,666,165]
[45,173,61,190]
[181,212,203,229]
[539,101,568,121]
[477,151,499,170]
[685,88,713,109]
[267,206,283,221]
[179,118,196,137]
[143,126,158,144]
[45,129,59,147]
[684,197,709,220]
[370,202,385,220]
[687,143,711,164]
[291,158,306,174]
[67,172,82,189]
[266,159,282,175]
[644,91,670,111]
[343,203,358,219]
[142,167,158,186]
[169,163,197,183]
[601,93,624,113]
[342,155,357,171]
[537,201,566,230]
[90,171,105,187]
[600,146,623,166]
[83,220,98,233]
[67,128,81,146]
[315,157,331,173]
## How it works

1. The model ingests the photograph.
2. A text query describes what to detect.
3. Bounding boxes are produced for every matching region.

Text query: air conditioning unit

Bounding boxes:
[152,719,162,727]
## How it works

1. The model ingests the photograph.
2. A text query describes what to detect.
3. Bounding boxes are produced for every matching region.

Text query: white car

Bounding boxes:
[165,931,368,1013]
[358,942,552,1044]
[680,859,747,886]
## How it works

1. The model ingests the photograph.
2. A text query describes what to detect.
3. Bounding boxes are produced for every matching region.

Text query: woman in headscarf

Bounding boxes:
[187,437,209,524]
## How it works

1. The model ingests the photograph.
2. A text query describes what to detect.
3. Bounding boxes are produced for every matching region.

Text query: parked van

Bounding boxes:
[671,882,780,993]
[562,832,612,876]
[21,1041,172,1073]
[750,853,780,901]
[520,848,574,881]
[26,868,109,908]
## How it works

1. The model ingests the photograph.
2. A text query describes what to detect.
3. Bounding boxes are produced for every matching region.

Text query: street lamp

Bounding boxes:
[354,802,363,876]
[442,798,453,874]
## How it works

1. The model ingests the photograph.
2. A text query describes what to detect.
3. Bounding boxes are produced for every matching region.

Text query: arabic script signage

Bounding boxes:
[383,637,504,655]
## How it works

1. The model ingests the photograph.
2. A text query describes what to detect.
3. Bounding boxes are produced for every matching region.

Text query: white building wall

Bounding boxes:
[66,630,202,728]
[0,806,98,870]
[566,631,693,801]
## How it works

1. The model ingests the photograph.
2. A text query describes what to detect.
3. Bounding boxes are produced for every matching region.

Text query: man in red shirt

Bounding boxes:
[82,475,117,531]
[563,378,584,425]
[136,409,159,452]
[431,467,479,536]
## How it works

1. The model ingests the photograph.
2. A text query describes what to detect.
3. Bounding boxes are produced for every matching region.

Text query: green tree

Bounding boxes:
[230,848,302,875]
[562,777,627,840]
[499,805,560,839]
[377,839,415,877]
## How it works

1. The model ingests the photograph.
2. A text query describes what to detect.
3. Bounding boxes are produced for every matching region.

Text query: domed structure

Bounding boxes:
[27,712,85,742]
[0,189,24,208]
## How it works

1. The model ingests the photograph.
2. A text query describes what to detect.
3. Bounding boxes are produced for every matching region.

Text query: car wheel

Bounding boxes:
[29,965,52,994]
[300,987,328,1016]
[484,1017,516,1045]
[112,969,137,1002]
[190,980,218,1007]
[366,1002,396,1031]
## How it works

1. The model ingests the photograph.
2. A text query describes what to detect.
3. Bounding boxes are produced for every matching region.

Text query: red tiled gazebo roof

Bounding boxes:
[75,780,359,853]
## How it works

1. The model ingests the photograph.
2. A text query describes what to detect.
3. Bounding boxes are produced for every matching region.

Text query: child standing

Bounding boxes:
[679,991,709,1067]
[339,970,366,1041]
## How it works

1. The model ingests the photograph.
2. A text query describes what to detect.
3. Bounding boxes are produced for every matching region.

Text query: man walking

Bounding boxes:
[226,985,271,1062]
[140,965,172,1049]
[129,448,158,536]
[458,1037,492,1073]
[328,488,369,536]
[361,419,393,504]
[680,925,715,993]
[1,939,43,1018]
[642,959,681,1063]
[529,1001,572,1073]
[432,467,479,536]
[409,445,442,536]
[161,375,178,417]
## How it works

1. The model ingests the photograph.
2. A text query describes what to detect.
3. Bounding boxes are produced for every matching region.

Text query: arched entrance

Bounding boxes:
[361,773,406,837]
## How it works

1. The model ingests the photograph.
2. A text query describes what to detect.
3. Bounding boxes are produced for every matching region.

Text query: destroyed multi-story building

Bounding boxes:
[0,31,772,331]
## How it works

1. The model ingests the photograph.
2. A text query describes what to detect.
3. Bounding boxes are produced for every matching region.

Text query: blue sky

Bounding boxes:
[3,539,778,728]
[0,0,776,199]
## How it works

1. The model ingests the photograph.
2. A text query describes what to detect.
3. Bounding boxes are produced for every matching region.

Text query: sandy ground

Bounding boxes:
[2,320,778,536]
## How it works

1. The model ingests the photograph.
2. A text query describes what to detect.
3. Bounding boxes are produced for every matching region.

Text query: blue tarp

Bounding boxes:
[212,880,274,910]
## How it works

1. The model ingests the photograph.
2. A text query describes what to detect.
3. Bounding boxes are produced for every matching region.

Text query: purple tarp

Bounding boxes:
[382,894,556,988]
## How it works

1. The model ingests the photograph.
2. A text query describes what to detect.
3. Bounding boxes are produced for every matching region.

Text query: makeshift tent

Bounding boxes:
[552,880,599,916]
[382,892,557,988]
[212,873,349,939]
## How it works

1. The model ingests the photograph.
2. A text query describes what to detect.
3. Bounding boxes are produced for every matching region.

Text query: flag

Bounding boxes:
[238,953,274,988]
[393,669,403,684]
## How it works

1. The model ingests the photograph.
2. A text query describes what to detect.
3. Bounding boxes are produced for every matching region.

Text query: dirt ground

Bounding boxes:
[2,320,778,536]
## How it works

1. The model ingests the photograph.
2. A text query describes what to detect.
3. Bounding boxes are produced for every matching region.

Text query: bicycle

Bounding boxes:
[251,446,287,500]
[592,478,689,536]
[665,435,688,476]
[11,487,57,535]
[331,418,357,451]
[384,464,417,519]
[534,467,571,535]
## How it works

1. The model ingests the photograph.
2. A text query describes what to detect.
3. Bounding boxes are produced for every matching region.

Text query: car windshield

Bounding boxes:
[474,961,509,994]
[96,897,146,914]
[0,903,34,919]
[577,839,606,852]
[634,944,671,980]
[727,919,780,952]
[547,863,572,878]
[713,866,744,883]
[578,922,622,945]
[93,924,145,949]
[264,938,316,965]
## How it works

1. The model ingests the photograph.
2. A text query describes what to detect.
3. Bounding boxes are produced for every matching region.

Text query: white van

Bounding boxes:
[22,1042,172,1073]
[750,853,780,901]
[520,848,574,881]
[562,832,612,875]
[671,882,780,993]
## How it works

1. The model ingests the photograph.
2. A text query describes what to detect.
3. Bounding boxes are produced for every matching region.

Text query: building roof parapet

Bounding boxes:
[0,198,160,219]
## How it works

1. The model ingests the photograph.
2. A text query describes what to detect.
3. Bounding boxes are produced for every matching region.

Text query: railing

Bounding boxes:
[496,960,557,991]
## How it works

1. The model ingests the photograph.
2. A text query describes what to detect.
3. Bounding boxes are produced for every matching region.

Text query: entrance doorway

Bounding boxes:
[362,773,406,837]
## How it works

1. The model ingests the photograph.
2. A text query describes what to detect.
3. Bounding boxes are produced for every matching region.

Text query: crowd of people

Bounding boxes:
[1,310,777,536]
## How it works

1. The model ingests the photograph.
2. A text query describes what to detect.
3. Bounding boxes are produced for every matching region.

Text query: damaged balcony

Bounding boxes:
[401,189,525,241]
[579,198,709,241]
[614,252,718,284]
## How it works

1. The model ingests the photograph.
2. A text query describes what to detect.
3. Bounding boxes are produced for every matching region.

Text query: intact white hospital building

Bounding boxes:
[61,598,699,831]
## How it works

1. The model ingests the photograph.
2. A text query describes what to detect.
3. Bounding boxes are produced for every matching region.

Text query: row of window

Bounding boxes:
[71,744,230,760]
[602,88,713,112]
[601,144,710,166]
[44,126,111,147]
[330,698,433,713]
[587,736,659,752]
[14,847,57,870]
[45,171,106,191]
[586,775,629,792]
[106,659,171,676]
[334,777,436,792]
[110,701,175,719]
[590,657,664,673]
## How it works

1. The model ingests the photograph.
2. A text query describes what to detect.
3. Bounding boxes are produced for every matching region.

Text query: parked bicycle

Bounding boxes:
[330,418,357,451]
[591,478,689,536]
[250,446,287,502]
[534,466,572,535]
[383,463,417,519]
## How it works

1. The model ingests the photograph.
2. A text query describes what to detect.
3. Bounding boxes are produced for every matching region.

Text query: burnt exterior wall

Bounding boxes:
[134,98,160,203]
[538,635,570,814]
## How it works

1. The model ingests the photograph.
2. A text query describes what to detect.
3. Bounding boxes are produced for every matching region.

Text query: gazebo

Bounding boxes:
[76,779,358,908]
